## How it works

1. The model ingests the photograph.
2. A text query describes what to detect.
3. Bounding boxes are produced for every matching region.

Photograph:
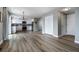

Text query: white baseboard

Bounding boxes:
[0,40,3,45]
[42,32,59,37]
[75,41,79,44]
[53,34,58,37]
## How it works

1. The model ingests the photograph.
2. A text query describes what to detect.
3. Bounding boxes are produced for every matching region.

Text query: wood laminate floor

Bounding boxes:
[0,32,79,52]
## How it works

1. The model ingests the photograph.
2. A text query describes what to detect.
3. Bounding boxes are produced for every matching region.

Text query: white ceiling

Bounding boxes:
[60,7,75,14]
[8,7,60,18]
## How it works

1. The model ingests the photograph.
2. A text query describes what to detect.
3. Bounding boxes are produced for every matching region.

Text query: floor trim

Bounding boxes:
[75,41,79,44]
[0,40,3,45]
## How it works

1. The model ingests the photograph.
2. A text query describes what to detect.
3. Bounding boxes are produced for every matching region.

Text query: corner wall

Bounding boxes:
[44,14,53,35]
[40,13,58,37]
[67,13,75,35]
[0,7,3,44]
[75,8,79,44]
[53,12,58,37]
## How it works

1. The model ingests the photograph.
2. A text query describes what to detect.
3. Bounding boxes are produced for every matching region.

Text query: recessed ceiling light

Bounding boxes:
[62,8,71,11]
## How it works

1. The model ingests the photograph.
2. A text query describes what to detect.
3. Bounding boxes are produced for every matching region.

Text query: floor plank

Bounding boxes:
[0,32,79,52]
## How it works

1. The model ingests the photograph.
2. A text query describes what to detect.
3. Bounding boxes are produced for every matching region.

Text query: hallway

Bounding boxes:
[0,32,79,52]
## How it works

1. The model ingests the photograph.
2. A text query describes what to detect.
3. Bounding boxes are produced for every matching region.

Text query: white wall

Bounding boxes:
[0,8,3,40]
[57,12,67,36]
[0,7,3,44]
[0,23,3,40]
[40,13,58,37]
[40,17,45,34]
[53,12,58,37]
[41,14,56,36]
[12,19,22,24]
[44,15,53,35]
[75,8,79,43]
[0,23,3,45]
[67,13,75,35]
[8,16,12,34]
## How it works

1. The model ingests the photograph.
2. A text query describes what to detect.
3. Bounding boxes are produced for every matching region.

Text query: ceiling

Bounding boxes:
[8,7,60,18]
[8,7,75,19]
[60,7,75,15]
